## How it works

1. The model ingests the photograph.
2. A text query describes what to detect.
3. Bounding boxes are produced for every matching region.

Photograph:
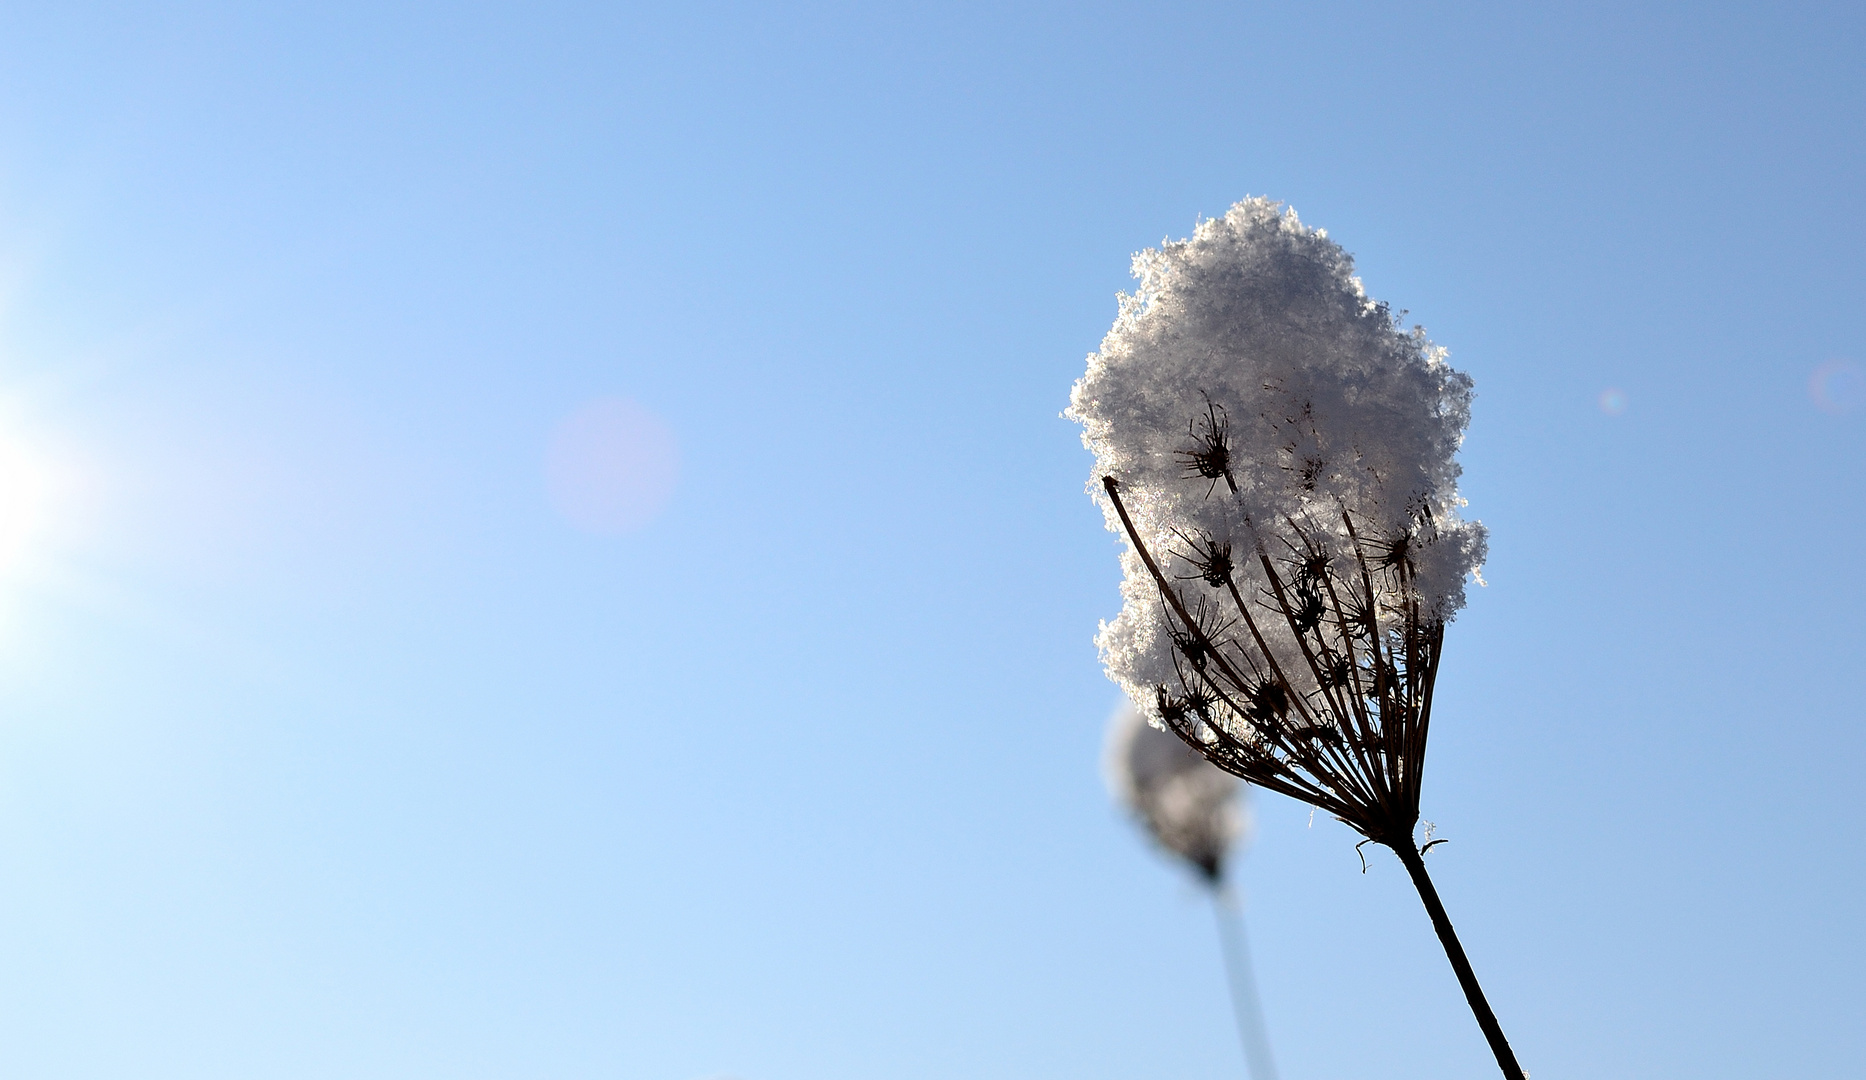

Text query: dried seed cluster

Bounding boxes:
[1068,198,1488,845]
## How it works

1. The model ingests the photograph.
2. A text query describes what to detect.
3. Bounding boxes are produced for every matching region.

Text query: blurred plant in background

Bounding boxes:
[1105,702,1278,1080]
[1071,198,1523,1078]
[1105,700,1244,883]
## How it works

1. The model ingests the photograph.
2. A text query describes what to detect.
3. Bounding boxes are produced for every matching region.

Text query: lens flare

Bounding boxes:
[0,441,49,572]
[1598,388,1628,415]
[1808,359,1862,415]
[0,400,77,621]
[545,397,679,535]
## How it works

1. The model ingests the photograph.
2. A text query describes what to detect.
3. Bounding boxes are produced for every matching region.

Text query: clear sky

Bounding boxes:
[0,3,1859,1078]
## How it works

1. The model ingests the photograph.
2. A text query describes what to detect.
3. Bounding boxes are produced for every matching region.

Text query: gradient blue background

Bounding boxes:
[0,2,1859,1077]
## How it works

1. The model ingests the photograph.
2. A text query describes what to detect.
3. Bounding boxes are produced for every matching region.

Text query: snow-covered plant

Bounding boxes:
[1069,198,1523,1079]
[1106,701,1279,1080]
[1105,701,1249,883]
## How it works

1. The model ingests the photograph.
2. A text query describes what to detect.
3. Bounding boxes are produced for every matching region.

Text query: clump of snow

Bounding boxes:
[1068,198,1486,784]
[1105,701,1249,881]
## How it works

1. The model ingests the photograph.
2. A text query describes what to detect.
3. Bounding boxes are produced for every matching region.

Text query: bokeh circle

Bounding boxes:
[545,397,680,534]
[1809,359,1862,415]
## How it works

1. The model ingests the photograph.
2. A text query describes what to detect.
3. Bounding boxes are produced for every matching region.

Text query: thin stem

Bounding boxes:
[1390,842,1525,1080]
[1338,510,1398,720]
[1402,623,1443,816]
[1309,539,1386,759]
[1103,477,1360,824]
[1256,538,1357,734]
[1101,477,1258,702]
[1211,885,1280,1080]
[1246,554,1384,806]
[1215,574,1371,806]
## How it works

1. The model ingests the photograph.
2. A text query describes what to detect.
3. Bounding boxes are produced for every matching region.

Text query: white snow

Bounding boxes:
[1069,198,1487,744]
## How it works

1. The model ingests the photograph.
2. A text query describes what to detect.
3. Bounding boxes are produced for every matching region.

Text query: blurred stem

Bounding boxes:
[1390,842,1525,1079]
[1211,885,1279,1080]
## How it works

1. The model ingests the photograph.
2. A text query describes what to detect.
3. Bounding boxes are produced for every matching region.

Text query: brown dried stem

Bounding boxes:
[1101,469,1522,1078]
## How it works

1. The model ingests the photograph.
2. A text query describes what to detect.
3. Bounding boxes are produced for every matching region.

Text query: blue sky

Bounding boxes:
[0,2,1859,1078]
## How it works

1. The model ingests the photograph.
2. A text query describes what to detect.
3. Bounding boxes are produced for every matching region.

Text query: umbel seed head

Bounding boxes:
[1068,198,1487,846]
[1105,702,1250,883]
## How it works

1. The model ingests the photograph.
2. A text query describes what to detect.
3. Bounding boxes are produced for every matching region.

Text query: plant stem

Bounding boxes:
[1391,842,1525,1079]
[1210,885,1280,1080]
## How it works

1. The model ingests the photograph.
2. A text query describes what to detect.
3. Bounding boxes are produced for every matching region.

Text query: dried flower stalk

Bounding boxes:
[1070,198,1523,1078]
[1106,704,1279,1080]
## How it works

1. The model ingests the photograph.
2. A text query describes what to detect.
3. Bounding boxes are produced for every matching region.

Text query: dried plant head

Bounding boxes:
[1070,197,1524,1079]
[1067,197,1487,848]
[1104,701,1251,883]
